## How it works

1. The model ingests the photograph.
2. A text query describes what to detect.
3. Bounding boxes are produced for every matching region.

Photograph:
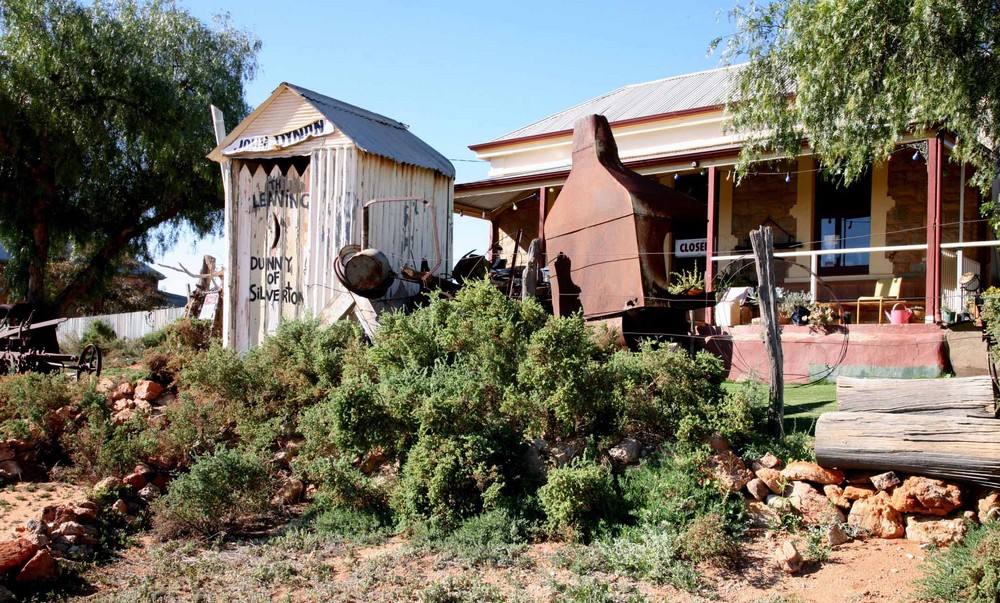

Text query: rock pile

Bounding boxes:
[0,474,153,590]
[703,438,998,573]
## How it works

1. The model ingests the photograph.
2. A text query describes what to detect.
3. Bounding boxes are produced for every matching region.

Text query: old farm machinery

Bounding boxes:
[0,304,102,378]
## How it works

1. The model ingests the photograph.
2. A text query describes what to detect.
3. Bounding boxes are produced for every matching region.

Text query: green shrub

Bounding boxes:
[917,520,1000,602]
[154,448,270,537]
[436,508,536,567]
[298,455,391,517]
[621,449,745,536]
[538,458,620,541]
[0,372,74,441]
[63,389,159,479]
[81,319,117,348]
[597,526,699,590]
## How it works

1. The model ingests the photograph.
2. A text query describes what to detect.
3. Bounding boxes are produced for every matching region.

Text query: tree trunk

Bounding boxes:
[836,376,997,418]
[750,226,784,438]
[815,411,1000,488]
[25,208,49,305]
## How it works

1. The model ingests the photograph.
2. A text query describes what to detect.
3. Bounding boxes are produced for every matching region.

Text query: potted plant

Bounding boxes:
[668,269,705,295]
[941,306,956,324]
[779,291,813,325]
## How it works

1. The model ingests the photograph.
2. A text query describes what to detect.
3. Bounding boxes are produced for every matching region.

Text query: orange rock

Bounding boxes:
[781,461,844,485]
[756,467,789,495]
[905,516,968,546]
[773,540,803,574]
[133,380,164,402]
[823,484,851,509]
[789,481,846,526]
[848,491,904,539]
[978,489,1000,523]
[111,382,134,402]
[14,550,57,582]
[0,538,38,573]
[843,485,876,500]
[889,476,962,516]
[122,472,147,490]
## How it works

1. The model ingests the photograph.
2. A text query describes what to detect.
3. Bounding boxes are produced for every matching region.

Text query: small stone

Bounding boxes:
[14,550,57,582]
[272,477,304,506]
[708,433,730,451]
[843,485,877,500]
[824,484,851,509]
[756,467,790,495]
[781,461,845,485]
[766,494,795,513]
[76,501,98,512]
[122,472,147,490]
[773,540,803,574]
[758,452,783,470]
[890,476,962,516]
[0,538,38,573]
[359,447,387,474]
[905,516,968,546]
[70,506,96,523]
[152,391,176,407]
[112,399,135,412]
[848,491,905,539]
[870,471,901,491]
[550,439,584,468]
[93,476,123,495]
[111,382,134,402]
[151,473,169,491]
[825,523,850,547]
[0,460,22,480]
[977,489,1000,524]
[96,378,115,395]
[133,462,156,477]
[132,400,153,414]
[0,443,14,462]
[111,499,128,515]
[112,408,135,426]
[706,450,753,492]
[138,484,161,501]
[609,437,642,465]
[55,522,93,537]
[789,481,846,526]
[746,500,781,527]
[746,478,771,501]
[273,450,295,467]
[133,380,164,401]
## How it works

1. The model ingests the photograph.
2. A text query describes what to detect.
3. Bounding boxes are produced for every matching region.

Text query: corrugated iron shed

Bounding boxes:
[487,64,744,144]
[285,83,455,178]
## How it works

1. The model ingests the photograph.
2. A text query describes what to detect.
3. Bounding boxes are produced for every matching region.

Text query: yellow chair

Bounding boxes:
[856,277,902,324]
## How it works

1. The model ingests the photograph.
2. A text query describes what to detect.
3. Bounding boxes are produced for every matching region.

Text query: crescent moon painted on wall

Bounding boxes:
[270,212,281,250]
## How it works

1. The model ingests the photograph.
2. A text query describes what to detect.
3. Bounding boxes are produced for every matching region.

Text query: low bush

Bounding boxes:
[154,448,270,537]
[80,320,117,349]
[435,508,536,567]
[916,519,1000,602]
[0,372,74,441]
[538,458,621,541]
[63,389,159,479]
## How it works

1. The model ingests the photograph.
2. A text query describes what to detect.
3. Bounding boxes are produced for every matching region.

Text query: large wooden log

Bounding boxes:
[836,376,997,418]
[815,411,1000,488]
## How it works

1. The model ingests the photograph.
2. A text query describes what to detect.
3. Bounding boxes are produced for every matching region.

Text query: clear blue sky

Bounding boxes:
[159,0,735,294]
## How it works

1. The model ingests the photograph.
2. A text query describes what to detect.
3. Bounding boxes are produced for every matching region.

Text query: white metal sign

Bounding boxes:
[222,119,330,156]
[675,238,707,258]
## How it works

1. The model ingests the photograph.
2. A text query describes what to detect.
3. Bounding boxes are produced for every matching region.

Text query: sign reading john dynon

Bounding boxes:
[675,238,708,258]
[223,120,329,156]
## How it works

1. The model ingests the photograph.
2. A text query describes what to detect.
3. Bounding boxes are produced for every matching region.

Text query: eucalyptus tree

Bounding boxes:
[0,0,259,312]
[717,0,1000,214]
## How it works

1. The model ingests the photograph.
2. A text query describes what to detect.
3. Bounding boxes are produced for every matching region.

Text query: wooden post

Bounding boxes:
[750,226,784,438]
[210,105,234,349]
[538,186,548,274]
[705,166,717,325]
[926,136,943,322]
[522,238,539,299]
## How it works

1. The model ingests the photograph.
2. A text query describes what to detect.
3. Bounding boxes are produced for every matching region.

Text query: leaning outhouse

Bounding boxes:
[209,83,454,351]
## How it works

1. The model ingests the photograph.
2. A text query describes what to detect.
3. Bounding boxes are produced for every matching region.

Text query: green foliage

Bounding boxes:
[80,320,117,348]
[0,0,260,308]
[666,268,705,294]
[538,458,621,541]
[917,520,1000,602]
[0,372,73,440]
[435,508,536,567]
[416,575,510,603]
[715,0,1000,210]
[62,387,158,478]
[596,526,700,591]
[980,287,1000,366]
[154,448,270,537]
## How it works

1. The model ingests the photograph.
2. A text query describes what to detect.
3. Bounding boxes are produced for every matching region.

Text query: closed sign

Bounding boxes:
[675,238,707,258]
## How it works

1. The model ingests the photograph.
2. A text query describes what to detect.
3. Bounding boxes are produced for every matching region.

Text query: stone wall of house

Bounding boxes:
[730,167,799,249]
[886,157,928,274]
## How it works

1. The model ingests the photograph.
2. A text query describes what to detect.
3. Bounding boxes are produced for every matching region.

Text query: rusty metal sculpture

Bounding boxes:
[546,114,713,339]
[0,304,102,379]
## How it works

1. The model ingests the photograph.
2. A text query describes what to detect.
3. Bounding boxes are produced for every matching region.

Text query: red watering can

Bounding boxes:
[885,302,913,325]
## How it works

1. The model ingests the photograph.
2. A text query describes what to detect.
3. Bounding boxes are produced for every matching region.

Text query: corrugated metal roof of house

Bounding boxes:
[487,64,745,144]
[286,83,456,179]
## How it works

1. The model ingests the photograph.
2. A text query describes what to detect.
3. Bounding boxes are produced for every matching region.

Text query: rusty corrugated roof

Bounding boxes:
[286,83,456,179]
[487,64,745,145]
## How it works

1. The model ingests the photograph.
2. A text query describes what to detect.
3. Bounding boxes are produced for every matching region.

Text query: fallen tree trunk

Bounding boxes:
[836,376,997,418]
[815,411,1000,488]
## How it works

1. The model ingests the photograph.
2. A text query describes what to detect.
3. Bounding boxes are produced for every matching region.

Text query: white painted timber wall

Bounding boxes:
[229,145,453,351]
[57,307,185,343]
